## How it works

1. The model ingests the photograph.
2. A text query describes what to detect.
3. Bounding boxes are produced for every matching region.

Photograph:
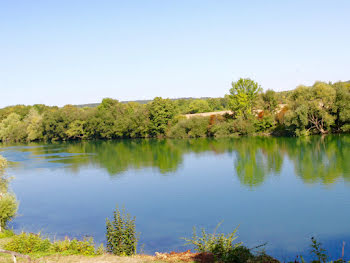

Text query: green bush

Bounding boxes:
[0,229,15,238]
[106,207,138,256]
[232,116,256,135]
[167,119,188,138]
[4,232,52,254]
[51,237,100,255]
[210,121,238,138]
[167,117,209,138]
[4,232,103,256]
[224,245,254,262]
[255,114,275,132]
[183,223,243,262]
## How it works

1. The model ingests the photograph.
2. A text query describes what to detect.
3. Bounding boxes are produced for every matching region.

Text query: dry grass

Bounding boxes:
[0,236,198,263]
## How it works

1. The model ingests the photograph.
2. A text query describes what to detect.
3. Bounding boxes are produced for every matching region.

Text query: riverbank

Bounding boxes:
[0,80,349,143]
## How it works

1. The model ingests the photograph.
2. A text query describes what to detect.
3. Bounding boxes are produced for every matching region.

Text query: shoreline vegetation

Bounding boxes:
[0,79,349,143]
[0,151,349,262]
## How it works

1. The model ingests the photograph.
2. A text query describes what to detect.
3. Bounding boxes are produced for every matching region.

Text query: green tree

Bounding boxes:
[122,103,150,138]
[94,98,126,139]
[25,108,44,141]
[66,120,86,139]
[227,78,262,119]
[0,113,27,142]
[188,99,211,113]
[284,82,336,135]
[148,97,176,136]
[261,89,278,112]
[333,81,350,132]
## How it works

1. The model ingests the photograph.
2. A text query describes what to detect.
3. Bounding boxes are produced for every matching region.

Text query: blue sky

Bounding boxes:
[1,0,349,107]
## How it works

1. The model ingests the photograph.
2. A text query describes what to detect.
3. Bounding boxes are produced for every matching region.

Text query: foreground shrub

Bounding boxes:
[183,223,243,262]
[51,237,102,255]
[4,232,103,255]
[106,207,138,256]
[4,232,51,254]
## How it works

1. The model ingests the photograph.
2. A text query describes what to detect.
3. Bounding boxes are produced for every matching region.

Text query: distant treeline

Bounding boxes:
[74,96,213,108]
[0,79,349,142]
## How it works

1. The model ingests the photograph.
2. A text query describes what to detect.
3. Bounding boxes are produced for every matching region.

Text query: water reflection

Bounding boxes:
[1,136,350,260]
[1,135,350,187]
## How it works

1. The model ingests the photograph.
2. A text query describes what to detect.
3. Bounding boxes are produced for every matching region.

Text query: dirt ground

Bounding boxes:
[0,250,214,263]
[0,254,156,263]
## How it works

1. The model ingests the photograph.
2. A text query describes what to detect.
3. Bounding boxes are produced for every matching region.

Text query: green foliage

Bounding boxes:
[188,99,211,114]
[183,222,242,262]
[255,114,275,132]
[4,232,103,255]
[210,121,237,138]
[333,82,350,132]
[0,80,349,142]
[183,223,279,262]
[148,97,176,136]
[284,82,336,135]
[106,207,138,256]
[0,193,18,231]
[0,105,32,122]
[232,115,256,135]
[310,237,328,263]
[0,229,15,238]
[228,78,262,119]
[0,113,27,142]
[4,232,52,254]
[25,108,44,141]
[167,117,209,138]
[175,98,229,114]
[66,120,86,139]
[51,237,101,255]
[262,90,278,113]
[0,155,18,232]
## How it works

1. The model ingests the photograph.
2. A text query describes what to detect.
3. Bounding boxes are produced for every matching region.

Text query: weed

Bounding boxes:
[106,206,138,256]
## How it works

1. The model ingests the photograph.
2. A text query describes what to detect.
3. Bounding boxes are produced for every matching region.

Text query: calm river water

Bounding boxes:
[1,135,350,261]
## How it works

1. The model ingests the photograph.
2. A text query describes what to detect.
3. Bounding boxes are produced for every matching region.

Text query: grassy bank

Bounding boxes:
[1,230,348,263]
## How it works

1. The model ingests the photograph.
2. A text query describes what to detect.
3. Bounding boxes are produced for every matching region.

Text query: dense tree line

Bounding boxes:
[0,79,349,143]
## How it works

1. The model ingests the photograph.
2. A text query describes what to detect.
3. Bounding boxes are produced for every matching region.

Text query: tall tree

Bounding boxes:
[284,82,336,135]
[227,78,262,119]
[148,97,176,136]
